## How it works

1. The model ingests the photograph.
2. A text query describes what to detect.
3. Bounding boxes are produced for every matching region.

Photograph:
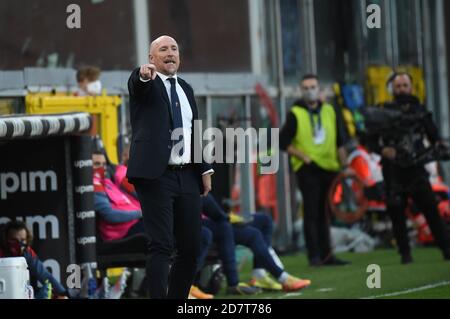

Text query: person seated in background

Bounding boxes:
[188,226,216,299]
[194,213,262,296]
[75,66,102,96]
[222,201,287,290]
[92,151,144,241]
[238,212,286,290]
[114,143,137,198]
[197,193,311,294]
[0,221,67,299]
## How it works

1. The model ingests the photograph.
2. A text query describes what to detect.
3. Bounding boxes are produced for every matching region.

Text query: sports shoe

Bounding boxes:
[227,283,262,295]
[282,275,311,292]
[189,285,214,299]
[401,254,413,264]
[229,212,245,224]
[323,256,351,266]
[309,257,322,267]
[249,275,282,291]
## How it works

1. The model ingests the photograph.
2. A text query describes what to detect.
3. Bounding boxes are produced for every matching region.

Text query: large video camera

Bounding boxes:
[361,106,450,167]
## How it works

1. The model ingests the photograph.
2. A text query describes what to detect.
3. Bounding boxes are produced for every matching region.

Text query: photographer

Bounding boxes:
[374,72,450,264]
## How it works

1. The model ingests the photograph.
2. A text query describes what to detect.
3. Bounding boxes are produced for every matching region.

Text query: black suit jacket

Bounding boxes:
[126,67,211,185]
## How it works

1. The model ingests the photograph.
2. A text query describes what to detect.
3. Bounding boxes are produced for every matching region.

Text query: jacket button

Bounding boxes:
[168,145,172,149]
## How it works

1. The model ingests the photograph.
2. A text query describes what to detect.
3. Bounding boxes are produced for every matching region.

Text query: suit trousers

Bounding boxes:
[134,167,201,299]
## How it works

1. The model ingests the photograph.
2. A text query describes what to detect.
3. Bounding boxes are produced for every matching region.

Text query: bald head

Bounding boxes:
[149,35,180,76]
[150,36,177,54]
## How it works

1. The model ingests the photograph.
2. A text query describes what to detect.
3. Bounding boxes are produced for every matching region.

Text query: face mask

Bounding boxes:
[93,166,105,180]
[394,94,417,112]
[303,87,320,103]
[8,240,27,256]
[394,93,415,104]
[93,167,106,192]
[87,80,102,95]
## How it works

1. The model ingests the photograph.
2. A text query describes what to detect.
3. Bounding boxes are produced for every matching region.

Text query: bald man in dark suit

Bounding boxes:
[127,35,213,299]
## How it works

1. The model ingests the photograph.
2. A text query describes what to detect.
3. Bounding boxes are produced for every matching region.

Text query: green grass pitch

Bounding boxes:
[215,248,450,299]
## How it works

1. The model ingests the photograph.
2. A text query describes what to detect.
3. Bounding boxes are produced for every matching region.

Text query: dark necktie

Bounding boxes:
[168,77,184,156]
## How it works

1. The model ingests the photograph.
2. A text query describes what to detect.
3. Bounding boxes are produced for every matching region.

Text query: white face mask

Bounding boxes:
[303,87,320,102]
[87,80,102,95]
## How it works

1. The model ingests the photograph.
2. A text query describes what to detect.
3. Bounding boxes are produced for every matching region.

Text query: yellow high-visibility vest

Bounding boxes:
[290,103,340,172]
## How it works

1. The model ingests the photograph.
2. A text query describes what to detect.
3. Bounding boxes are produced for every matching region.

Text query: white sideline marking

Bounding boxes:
[362,281,450,299]
[278,292,303,298]
[317,288,334,292]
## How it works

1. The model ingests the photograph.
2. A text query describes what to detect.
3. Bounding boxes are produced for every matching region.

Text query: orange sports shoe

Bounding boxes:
[282,275,311,292]
[189,285,214,299]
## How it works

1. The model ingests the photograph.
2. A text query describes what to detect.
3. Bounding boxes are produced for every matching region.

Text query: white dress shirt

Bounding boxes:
[155,72,193,165]
[140,72,213,175]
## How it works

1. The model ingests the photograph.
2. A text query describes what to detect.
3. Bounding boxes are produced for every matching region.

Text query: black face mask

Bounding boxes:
[394,94,419,112]
[394,94,417,104]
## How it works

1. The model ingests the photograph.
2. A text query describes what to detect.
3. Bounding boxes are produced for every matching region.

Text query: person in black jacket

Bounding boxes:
[374,72,450,264]
[126,35,213,299]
